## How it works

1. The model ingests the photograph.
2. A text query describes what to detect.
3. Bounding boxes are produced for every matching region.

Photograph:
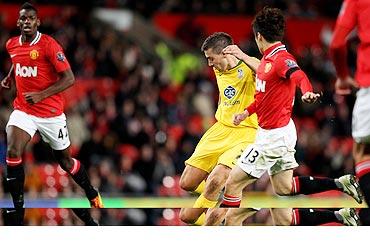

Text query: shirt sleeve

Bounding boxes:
[329,0,357,79]
[274,55,300,79]
[46,37,71,73]
[245,100,256,115]
[336,0,357,30]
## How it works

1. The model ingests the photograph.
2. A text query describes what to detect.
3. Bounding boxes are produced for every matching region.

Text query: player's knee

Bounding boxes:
[58,157,74,172]
[206,210,225,225]
[179,209,197,224]
[179,175,196,192]
[206,174,227,194]
[273,184,291,196]
[7,146,22,159]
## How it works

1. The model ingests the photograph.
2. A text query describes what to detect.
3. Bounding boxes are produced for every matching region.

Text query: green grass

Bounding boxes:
[59,193,366,208]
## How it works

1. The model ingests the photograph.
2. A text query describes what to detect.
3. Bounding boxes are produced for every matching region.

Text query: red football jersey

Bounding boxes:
[331,0,370,87]
[246,43,312,129]
[6,31,71,117]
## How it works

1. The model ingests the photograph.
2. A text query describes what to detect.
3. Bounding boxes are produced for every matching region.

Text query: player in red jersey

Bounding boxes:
[330,0,370,225]
[214,7,362,226]
[0,2,103,225]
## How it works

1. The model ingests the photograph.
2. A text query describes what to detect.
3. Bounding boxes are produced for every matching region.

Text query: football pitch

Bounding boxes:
[0,193,365,208]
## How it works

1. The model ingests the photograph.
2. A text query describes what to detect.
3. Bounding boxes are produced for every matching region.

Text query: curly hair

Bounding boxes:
[201,32,233,54]
[252,7,285,43]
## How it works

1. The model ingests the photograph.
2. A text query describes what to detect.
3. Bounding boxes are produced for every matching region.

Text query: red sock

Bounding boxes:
[355,160,370,178]
[220,194,241,207]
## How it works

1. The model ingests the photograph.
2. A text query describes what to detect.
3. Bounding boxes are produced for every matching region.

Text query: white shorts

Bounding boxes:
[237,119,299,178]
[6,110,71,151]
[352,87,370,143]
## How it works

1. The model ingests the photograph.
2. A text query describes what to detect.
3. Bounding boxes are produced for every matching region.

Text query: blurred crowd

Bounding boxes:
[0,1,357,219]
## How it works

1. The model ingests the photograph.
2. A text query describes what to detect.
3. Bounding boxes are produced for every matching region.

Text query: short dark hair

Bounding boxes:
[252,7,285,43]
[201,32,233,54]
[20,2,37,13]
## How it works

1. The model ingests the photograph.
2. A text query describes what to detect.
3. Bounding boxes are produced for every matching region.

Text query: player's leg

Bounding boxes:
[53,147,103,207]
[6,126,31,209]
[219,166,257,207]
[36,113,103,207]
[5,111,36,225]
[204,208,228,226]
[224,208,259,226]
[270,168,362,203]
[71,208,99,226]
[353,142,370,225]
[180,164,229,224]
[281,208,360,226]
[180,164,208,193]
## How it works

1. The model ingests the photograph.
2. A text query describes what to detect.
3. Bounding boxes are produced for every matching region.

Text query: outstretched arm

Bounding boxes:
[23,69,75,104]
[290,69,320,104]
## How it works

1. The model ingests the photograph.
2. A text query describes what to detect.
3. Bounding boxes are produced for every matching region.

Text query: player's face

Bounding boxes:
[254,32,263,54]
[204,48,228,72]
[17,9,40,37]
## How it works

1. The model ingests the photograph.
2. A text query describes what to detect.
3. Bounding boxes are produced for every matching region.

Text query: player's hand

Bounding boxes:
[301,92,321,104]
[23,92,45,104]
[335,76,357,95]
[1,76,12,89]
[222,45,247,60]
[233,110,249,126]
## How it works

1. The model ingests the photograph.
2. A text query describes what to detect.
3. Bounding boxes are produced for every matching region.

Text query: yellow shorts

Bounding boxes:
[185,122,257,173]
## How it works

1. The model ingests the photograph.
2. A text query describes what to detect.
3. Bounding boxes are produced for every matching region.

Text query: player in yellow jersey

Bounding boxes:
[179,32,258,225]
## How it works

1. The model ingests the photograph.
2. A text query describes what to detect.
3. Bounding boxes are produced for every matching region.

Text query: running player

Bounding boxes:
[0,2,103,225]
[217,7,361,226]
[179,32,258,225]
[330,0,370,225]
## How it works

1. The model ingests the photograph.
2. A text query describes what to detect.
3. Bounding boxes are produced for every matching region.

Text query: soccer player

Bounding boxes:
[0,2,103,224]
[179,32,258,225]
[217,7,361,226]
[329,0,370,225]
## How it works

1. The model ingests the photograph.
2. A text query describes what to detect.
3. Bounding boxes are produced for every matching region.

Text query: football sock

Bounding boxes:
[291,209,339,225]
[193,212,206,226]
[220,194,241,207]
[67,159,97,200]
[356,160,370,206]
[71,208,98,226]
[194,180,206,195]
[6,158,25,208]
[2,208,25,226]
[193,194,218,208]
[291,176,340,195]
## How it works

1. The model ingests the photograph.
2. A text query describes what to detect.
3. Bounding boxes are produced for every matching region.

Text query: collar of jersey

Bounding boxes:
[216,60,243,75]
[263,42,286,59]
[19,31,42,46]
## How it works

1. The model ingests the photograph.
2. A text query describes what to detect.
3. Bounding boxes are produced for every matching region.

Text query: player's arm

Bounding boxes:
[289,69,320,103]
[24,69,75,104]
[1,64,14,89]
[222,45,260,72]
[233,101,256,126]
[329,0,358,95]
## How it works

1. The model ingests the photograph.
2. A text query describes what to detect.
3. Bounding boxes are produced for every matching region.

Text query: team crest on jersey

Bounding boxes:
[285,59,298,68]
[264,62,272,73]
[224,85,236,99]
[29,50,39,60]
[237,69,244,79]
[57,52,65,62]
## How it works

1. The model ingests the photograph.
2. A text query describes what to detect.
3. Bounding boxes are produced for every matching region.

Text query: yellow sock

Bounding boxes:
[193,212,206,226]
[193,180,206,195]
[193,193,218,208]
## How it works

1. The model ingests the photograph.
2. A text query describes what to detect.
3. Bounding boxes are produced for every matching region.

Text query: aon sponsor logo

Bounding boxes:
[15,63,37,77]
[256,77,266,92]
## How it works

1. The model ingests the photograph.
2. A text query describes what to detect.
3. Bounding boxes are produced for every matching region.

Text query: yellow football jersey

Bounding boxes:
[214,61,258,128]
